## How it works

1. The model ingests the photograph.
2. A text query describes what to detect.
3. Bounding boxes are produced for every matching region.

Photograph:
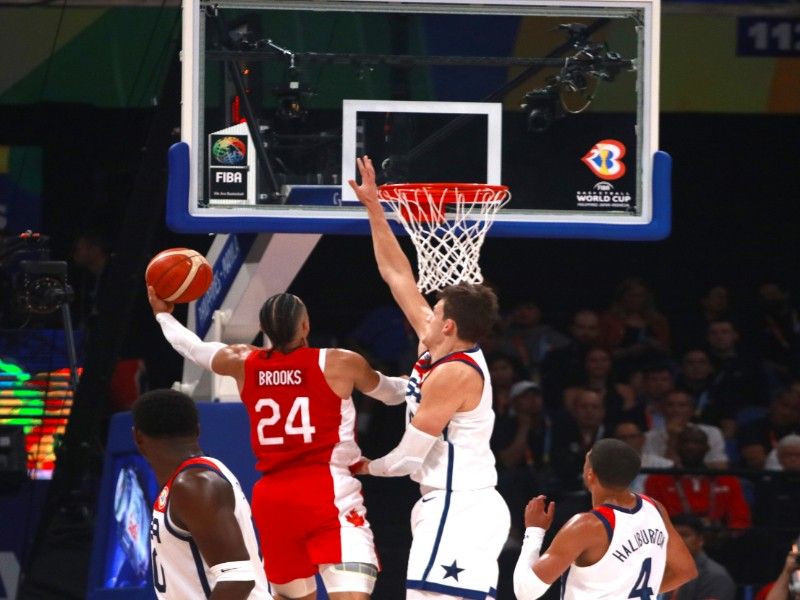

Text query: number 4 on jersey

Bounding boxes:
[629,557,654,600]
[255,396,316,445]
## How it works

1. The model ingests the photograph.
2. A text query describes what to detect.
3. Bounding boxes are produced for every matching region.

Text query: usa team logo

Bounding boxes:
[581,139,627,180]
[156,486,169,511]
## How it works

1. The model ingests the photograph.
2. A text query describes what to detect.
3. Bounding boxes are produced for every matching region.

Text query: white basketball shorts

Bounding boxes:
[406,487,510,599]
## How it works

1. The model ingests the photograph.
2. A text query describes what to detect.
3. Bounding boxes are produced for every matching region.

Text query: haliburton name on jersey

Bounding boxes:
[611,527,666,563]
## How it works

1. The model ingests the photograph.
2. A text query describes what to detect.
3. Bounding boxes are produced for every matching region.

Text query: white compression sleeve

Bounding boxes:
[367,423,437,477]
[209,560,256,582]
[513,527,550,600]
[155,312,226,371]
[365,372,407,406]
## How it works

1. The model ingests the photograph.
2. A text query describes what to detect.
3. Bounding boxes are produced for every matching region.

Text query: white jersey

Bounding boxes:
[405,346,497,491]
[150,456,272,599]
[562,494,668,600]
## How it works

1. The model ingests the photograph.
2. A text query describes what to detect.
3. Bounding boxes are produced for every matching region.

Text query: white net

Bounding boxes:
[377,183,510,294]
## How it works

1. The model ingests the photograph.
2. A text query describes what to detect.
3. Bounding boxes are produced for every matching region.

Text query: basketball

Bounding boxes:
[145,248,213,303]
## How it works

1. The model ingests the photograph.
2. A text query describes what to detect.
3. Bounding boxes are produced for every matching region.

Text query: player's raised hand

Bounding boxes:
[348,155,381,212]
[147,285,174,315]
[524,495,555,530]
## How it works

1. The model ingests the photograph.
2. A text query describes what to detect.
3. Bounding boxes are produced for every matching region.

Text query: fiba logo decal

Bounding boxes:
[581,139,626,180]
[208,134,249,201]
[593,182,614,192]
[211,136,247,165]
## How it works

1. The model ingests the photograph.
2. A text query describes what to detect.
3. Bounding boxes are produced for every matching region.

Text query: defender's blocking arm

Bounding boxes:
[348,155,432,339]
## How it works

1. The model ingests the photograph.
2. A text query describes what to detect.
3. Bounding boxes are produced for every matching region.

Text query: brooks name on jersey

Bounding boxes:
[257,369,303,385]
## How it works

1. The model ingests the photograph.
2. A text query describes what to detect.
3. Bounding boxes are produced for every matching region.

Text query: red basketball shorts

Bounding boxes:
[251,464,378,585]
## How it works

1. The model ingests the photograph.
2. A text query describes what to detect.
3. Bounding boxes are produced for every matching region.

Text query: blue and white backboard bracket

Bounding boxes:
[181,231,321,402]
[171,0,668,240]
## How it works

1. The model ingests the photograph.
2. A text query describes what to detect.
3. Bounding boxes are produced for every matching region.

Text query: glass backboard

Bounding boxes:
[167,0,669,239]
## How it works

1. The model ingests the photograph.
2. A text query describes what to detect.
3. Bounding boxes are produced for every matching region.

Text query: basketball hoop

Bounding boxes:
[377,183,510,294]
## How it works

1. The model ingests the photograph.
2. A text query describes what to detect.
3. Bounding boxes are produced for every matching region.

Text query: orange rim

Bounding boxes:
[378,183,509,205]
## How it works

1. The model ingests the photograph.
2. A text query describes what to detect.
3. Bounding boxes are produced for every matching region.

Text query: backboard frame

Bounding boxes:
[341,99,504,203]
[169,0,669,240]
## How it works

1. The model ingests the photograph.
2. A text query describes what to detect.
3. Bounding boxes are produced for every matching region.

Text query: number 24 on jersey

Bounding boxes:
[255,396,316,445]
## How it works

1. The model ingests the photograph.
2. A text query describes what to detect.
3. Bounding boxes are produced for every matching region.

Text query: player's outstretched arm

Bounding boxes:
[148,285,251,384]
[326,348,408,405]
[348,155,432,339]
[169,471,260,600]
[654,500,698,593]
[359,363,473,477]
[514,497,596,599]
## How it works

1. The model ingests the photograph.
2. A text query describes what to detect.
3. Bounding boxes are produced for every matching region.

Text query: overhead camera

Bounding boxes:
[522,24,634,132]
[227,31,313,123]
[0,231,73,319]
[274,66,312,122]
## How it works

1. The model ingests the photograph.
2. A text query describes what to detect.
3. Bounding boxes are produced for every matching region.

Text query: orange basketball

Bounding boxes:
[145,248,213,303]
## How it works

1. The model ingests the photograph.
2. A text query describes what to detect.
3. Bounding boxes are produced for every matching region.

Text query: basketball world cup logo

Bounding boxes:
[211,136,247,166]
[581,139,626,181]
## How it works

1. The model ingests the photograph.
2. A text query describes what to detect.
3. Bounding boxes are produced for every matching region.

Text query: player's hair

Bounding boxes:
[132,389,199,438]
[437,283,498,342]
[588,438,641,489]
[259,293,306,352]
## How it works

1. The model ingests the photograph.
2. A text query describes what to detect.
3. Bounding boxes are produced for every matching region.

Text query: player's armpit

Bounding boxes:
[169,471,254,592]
[652,499,698,592]
[410,363,481,436]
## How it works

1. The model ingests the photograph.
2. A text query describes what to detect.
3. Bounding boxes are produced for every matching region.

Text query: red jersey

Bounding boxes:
[240,347,361,474]
[644,474,751,529]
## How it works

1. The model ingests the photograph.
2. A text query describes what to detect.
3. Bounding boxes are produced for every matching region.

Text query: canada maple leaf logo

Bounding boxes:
[345,509,365,527]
